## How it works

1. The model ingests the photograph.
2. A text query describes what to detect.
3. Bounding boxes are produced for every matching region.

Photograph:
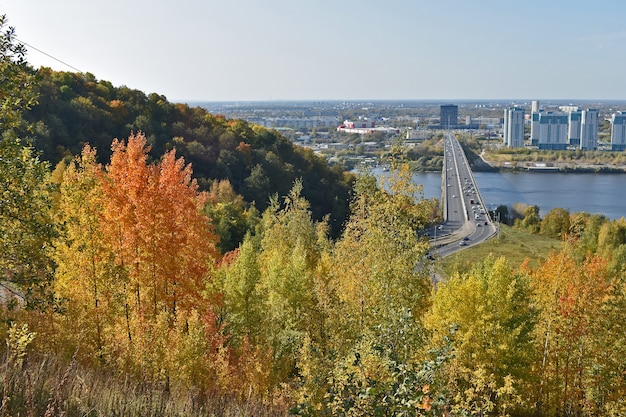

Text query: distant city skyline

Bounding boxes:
[4,0,626,102]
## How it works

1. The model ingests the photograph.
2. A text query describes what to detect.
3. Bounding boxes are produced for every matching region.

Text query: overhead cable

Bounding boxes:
[15,37,83,73]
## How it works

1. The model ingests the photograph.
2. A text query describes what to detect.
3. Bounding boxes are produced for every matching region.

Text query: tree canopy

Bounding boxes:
[22,69,354,240]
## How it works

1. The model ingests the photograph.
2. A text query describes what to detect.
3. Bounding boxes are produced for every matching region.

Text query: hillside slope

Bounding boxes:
[24,69,353,237]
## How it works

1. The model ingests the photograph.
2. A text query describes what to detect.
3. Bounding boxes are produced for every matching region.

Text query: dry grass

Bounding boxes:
[438,224,561,279]
[0,351,287,417]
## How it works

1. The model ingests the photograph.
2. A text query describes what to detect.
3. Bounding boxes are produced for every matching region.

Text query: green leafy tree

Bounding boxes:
[0,139,56,309]
[540,207,571,239]
[494,204,510,225]
[515,205,541,234]
[255,180,328,385]
[0,14,38,133]
[205,179,259,253]
[0,15,55,309]
[215,238,263,345]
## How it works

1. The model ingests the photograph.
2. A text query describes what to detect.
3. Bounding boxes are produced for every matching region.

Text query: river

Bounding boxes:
[384,170,626,220]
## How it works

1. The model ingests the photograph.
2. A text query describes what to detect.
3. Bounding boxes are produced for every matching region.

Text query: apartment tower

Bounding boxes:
[503,107,525,148]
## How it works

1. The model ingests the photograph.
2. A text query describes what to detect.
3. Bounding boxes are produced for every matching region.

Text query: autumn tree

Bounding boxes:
[214,181,329,395]
[528,246,624,416]
[329,165,433,353]
[596,218,626,259]
[515,204,541,234]
[425,256,535,416]
[540,207,571,239]
[294,164,436,415]
[53,145,117,360]
[255,181,328,384]
[49,133,225,387]
[511,202,529,223]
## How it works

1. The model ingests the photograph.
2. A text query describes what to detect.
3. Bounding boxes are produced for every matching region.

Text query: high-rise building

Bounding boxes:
[580,109,599,150]
[530,101,541,145]
[530,111,540,145]
[528,100,598,150]
[531,100,540,114]
[567,110,581,146]
[503,107,525,148]
[537,112,568,150]
[611,112,626,151]
[440,104,458,129]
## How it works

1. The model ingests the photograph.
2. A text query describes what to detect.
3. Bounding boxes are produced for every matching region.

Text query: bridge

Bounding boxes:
[431,133,497,257]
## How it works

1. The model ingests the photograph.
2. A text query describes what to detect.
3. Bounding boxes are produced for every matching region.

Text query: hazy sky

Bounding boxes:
[4,0,626,102]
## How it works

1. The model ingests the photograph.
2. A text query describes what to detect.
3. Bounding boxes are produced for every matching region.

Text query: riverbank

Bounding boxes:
[474,153,626,173]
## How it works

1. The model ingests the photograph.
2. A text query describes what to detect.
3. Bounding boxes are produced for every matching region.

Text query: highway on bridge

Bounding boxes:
[431,133,497,257]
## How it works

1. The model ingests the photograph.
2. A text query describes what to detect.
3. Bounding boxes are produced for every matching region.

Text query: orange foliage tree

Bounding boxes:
[101,133,221,379]
[528,244,626,416]
[54,133,228,392]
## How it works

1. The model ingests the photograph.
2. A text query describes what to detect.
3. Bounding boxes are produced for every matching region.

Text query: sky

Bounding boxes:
[3,0,626,103]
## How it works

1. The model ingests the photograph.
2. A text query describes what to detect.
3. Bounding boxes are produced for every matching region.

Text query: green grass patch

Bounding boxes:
[438,224,561,278]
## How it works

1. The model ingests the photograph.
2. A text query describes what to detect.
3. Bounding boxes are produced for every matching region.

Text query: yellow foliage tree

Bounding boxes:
[425,256,534,416]
[53,145,118,361]
[330,166,433,355]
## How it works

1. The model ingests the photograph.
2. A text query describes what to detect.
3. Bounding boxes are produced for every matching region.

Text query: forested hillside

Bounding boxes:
[22,68,353,242]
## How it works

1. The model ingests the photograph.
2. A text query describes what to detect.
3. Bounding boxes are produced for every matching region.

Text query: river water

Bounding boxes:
[400,170,626,220]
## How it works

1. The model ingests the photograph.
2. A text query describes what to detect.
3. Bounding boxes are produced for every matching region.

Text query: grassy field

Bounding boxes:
[437,224,563,279]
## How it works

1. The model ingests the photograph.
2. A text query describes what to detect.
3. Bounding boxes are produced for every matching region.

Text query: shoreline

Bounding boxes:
[472,155,626,174]
[472,164,626,174]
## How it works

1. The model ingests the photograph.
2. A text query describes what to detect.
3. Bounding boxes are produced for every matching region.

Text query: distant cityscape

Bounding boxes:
[195,100,626,153]
[503,100,626,151]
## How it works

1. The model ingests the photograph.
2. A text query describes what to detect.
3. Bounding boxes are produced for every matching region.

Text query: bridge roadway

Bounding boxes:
[430,133,497,257]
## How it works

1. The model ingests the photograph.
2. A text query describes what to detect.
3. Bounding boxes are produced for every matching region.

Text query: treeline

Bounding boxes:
[21,68,353,243]
[406,135,445,172]
[504,204,626,269]
[485,147,626,166]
